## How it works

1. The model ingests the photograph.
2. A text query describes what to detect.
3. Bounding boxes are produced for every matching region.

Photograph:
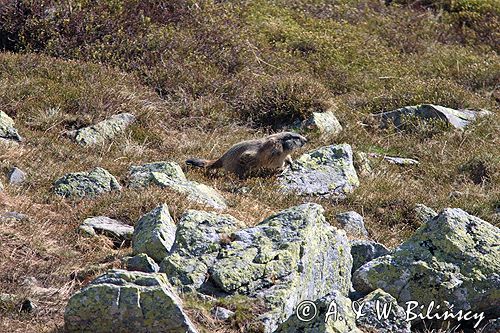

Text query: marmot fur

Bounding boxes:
[186,132,307,178]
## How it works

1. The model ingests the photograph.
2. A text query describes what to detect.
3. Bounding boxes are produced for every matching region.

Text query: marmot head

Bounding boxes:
[273,132,307,151]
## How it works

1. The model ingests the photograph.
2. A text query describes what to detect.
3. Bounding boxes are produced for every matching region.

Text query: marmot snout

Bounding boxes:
[186,132,307,178]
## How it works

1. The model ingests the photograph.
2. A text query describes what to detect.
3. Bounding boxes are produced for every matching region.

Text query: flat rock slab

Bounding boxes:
[79,216,133,243]
[64,270,199,333]
[374,104,491,130]
[129,161,227,210]
[53,167,121,198]
[8,167,27,185]
[0,111,22,142]
[368,153,419,165]
[126,253,160,273]
[67,113,136,146]
[279,144,359,198]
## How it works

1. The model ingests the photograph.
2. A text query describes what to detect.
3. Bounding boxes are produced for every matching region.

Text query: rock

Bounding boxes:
[355,289,410,333]
[414,203,437,224]
[275,291,361,333]
[132,204,176,263]
[350,240,390,273]
[374,104,491,130]
[160,210,243,288]
[20,298,36,313]
[353,208,500,326]
[0,211,29,222]
[64,269,199,333]
[129,161,227,210]
[210,203,352,332]
[8,167,26,185]
[212,306,235,321]
[368,153,419,165]
[335,211,368,237]
[53,167,121,198]
[79,216,133,244]
[0,111,22,142]
[67,113,136,146]
[279,144,359,198]
[354,152,372,176]
[300,111,342,136]
[126,253,160,273]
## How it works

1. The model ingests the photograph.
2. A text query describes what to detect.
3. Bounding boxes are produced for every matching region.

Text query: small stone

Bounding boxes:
[368,153,419,165]
[300,110,342,136]
[126,253,160,273]
[354,152,372,176]
[8,167,26,185]
[79,216,133,245]
[212,306,235,321]
[336,211,368,237]
[0,293,19,311]
[0,211,29,222]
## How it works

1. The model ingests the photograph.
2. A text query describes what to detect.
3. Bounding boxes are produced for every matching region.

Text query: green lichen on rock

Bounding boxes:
[68,113,136,146]
[53,167,121,198]
[160,209,243,288]
[132,204,176,263]
[275,291,361,333]
[355,289,410,333]
[0,111,22,142]
[64,269,199,333]
[353,208,500,324]
[350,240,390,273]
[279,144,359,198]
[128,161,227,210]
[210,203,353,332]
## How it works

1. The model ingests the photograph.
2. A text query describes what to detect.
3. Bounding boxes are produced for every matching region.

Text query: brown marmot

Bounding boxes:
[186,132,307,178]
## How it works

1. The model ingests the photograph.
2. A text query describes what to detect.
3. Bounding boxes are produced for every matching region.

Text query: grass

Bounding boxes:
[0,0,499,332]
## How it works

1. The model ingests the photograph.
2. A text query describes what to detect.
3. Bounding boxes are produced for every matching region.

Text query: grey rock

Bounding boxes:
[0,293,19,311]
[64,269,199,333]
[300,111,342,136]
[126,253,160,273]
[212,306,235,321]
[336,211,368,237]
[0,111,22,142]
[0,211,29,222]
[79,216,133,244]
[353,208,500,326]
[53,167,121,198]
[129,161,226,210]
[355,289,410,333]
[374,104,491,130]
[8,167,26,185]
[279,144,359,198]
[132,204,177,263]
[414,203,437,224]
[368,153,419,165]
[350,240,390,273]
[67,113,136,146]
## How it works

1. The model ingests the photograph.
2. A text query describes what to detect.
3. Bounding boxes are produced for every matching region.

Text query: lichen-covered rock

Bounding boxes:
[160,210,243,288]
[53,167,121,198]
[0,111,22,142]
[210,203,352,332]
[414,203,437,224]
[79,216,133,244]
[132,204,177,263]
[336,211,368,237]
[279,144,359,198]
[8,167,26,185]
[374,104,491,130]
[353,208,500,325]
[275,291,361,333]
[368,153,419,165]
[67,113,136,146]
[127,253,160,273]
[300,111,342,136]
[129,161,226,210]
[64,270,199,333]
[355,289,410,333]
[350,240,390,273]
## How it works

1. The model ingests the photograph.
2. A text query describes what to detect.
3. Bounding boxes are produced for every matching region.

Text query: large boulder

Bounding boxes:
[0,111,22,142]
[160,210,244,289]
[53,167,121,198]
[210,203,352,332]
[353,208,500,327]
[79,216,133,245]
[275,291,361,333]
[67,113,136,146]
[132,204,177,263]
[129,161,227,210]
[374,104,491,130]
[64,270,199,333]
[279,144,359,198]
[126,253,160,273]
[350,240,390,273]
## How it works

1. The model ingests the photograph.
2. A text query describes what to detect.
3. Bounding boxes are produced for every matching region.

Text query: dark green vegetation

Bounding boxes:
[0,0,498,332]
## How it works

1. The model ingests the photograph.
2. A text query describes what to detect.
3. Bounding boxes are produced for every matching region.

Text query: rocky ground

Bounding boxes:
[0,1,499,332]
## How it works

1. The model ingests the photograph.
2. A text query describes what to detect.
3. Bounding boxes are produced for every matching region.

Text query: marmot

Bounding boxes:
[186,132,307,178]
